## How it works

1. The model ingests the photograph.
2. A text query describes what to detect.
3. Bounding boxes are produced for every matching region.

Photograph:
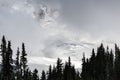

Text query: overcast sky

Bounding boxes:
[0,0,120,73]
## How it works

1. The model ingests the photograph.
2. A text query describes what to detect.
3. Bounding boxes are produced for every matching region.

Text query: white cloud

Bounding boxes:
[1,0,118,72]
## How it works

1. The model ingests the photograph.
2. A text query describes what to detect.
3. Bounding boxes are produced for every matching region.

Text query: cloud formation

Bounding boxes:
[1,0,120,72]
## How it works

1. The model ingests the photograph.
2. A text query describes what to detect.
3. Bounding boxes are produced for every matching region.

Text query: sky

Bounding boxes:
[0,0,120,73]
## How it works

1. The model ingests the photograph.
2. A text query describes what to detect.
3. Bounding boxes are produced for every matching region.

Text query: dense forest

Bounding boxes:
[0,36,120,80]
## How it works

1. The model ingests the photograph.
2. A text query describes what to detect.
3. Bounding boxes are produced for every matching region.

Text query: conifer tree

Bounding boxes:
[15,47,21,80]
[33,69,39,80]
[108,50,114,80]
[41,70,46,80]
[56,58,63,80]
[114,44,120,80]
[5,41,14,80]
[1,37,14,80]
[81,53,87,80]
[63,62,68,80]
[16,47,20,69]
[96,44,107,80]
[1,36,7,80]
[20,43,28,80]
[51,66,57,80]
[47,65,52,80]
[63,57,73,80]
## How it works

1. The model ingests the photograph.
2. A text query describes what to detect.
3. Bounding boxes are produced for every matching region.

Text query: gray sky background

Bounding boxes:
[0,0,120,73]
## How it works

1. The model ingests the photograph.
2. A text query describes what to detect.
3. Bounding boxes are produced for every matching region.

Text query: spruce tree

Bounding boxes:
[20,43,28,80]
[41,70,46,80]
[15,47,21,80]
[63,57,73,80]
[47,65,52,80]
[1,37,14,80]
[81,53,87,80]
[51,66,57,80]
[56,58,63,80]
[33,69,39,80]
[1,36,7,80]
[96,44,107,80]
[16,47,20,69]
[114,44,120,80]
[63,62,68,80]
[5,41,14,80]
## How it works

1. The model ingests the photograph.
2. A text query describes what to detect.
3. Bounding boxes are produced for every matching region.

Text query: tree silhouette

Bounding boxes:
[5,41,14,80]
[1,36,7,80]
[56,58,63,80]
[1,36,120,80]
[15,47,21,80]
[33,69,39,80]
[41,70,46,80]
[20,43,28,80]
[47,65,52,80]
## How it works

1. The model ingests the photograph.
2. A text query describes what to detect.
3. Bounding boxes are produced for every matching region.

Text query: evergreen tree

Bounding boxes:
[1,36,7,80]
[16,47,20,69]
[47,65,52,80]
[20,43,28,80]
[114,44,120,80]
[108,50,114,80]
[33,69,39,80]
[81,53,87,80]
[63,62,68,80]
[96,44,107,80]
[63,57,73,80]
[5,41,14,80]
[1,37,14,80]
[56,58,63,80]
[41,70,46,80]
[15,47,21,80]
[89,49,96,80]
[51,66,57,80]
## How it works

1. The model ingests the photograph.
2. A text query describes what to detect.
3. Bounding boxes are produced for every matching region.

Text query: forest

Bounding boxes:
[0,36,120,80]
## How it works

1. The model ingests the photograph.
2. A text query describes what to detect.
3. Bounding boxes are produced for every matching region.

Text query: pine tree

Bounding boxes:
[41,70,46,80]
[81,53,87,80]
[56,58,63,80]
[15,47,21,80]
[5,41,14,80]
[1,37,14,80]
[114,44,120,80]
[51,65,57,80]
[16,47,20,69]
[1,36,7,80]
[89,49,96,80]
[47,65,52,80]
[20,43,28,80]
[63,57,73,80]
[63,62,68,80]
[108,50,114,80]
[96,44,107,80]
[33,69,39,80]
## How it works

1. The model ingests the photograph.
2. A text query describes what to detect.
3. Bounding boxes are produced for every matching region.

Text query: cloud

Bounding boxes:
[1,0,120,72]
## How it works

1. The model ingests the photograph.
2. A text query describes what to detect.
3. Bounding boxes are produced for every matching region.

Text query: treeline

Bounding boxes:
[81,44,120,80]
[1,36,120,80]
[0,36,81,80]
[44,57,80,80]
